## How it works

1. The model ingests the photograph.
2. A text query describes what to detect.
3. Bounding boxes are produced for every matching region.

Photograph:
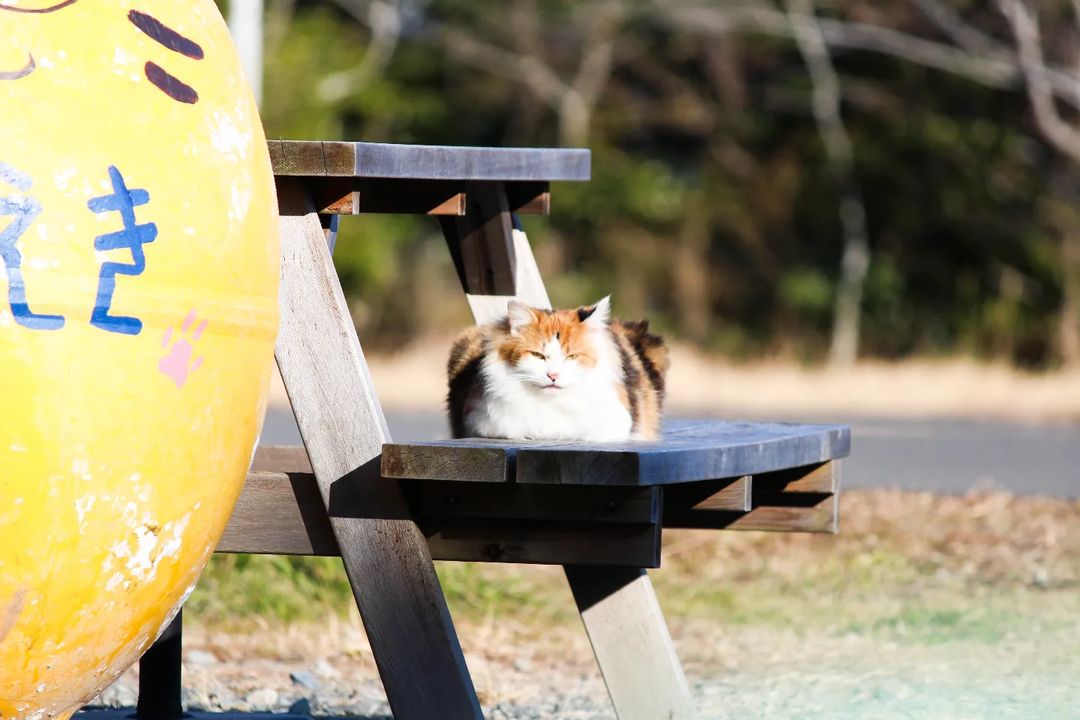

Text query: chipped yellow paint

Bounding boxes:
[0,2,278,717]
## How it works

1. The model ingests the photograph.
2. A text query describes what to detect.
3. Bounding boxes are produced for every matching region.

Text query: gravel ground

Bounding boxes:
[82,617,1080,720]
[78,490,1080,719]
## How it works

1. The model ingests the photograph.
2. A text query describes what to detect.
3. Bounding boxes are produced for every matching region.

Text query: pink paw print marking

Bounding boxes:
[159,310,206,388]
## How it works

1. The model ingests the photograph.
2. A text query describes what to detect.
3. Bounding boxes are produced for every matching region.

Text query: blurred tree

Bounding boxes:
[436,0,623,148]
[786,0,871,367]
[993,0,1080,366]
[221,0,1078,366]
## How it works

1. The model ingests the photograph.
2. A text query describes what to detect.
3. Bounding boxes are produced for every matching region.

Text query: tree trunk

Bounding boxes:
[829,195,871,367]
[1061,232,1080,367]
[786,0,871,367]
[673,190,712,344]
[1045,170,1080,367]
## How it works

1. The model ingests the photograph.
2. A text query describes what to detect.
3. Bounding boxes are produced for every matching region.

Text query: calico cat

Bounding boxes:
[447,297,669,441]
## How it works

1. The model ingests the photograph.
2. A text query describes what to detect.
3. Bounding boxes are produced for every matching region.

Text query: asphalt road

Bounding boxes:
[260,408,1079,499]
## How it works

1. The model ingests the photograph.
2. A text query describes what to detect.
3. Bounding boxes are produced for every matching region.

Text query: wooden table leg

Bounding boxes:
[441,185,695,719]
[439,181,551,314]
[565,566,697,720]
[275,178,481,720]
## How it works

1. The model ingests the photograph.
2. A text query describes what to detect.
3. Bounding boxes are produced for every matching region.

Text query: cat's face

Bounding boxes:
[496,297,612,391]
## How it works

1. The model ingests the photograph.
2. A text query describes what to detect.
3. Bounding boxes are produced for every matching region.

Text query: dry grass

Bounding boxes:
[663,348,1080,422]
[661,489,1080,594]
[269,339,1080,422]
[181,490,1080,715]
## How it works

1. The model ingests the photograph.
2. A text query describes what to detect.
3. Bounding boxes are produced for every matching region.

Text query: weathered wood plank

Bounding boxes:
[663,462,840,532]
[218,472,659,564]
[752,460,839,494]
[269,140,356,176]
[519,421,850,485]
[440,182,517,296]
[441,178,550,310]
[251,445,310,473]
[382,420,851,487]
[505,181,551,214]
[355,142,590,181]
[664,480,838,534]
[565,567,697,720]
[287,177,467,217]
[296,176,359,215]
[425,519,660,567]
[674,493,839,534]
[277,177,556,218]
[380,442,512,484]
[726,494,838,533]
[465,294,516,325]
[269,140,590,181]
[661,476,752,513]
[411,481,660,525]
[218,471,339,555]
[275,179,481,720]
[463,229,554,319]
[353,178,466,216]
[505,227,552,307]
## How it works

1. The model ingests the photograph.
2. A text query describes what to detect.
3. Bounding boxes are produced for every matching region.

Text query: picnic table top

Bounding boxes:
[269,139,591,182]
[382,419,850,487]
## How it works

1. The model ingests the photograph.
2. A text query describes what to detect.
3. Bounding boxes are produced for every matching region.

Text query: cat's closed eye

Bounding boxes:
[529,351,546,359]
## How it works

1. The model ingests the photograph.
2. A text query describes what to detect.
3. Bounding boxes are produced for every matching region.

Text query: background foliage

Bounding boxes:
[221,0,1080,367]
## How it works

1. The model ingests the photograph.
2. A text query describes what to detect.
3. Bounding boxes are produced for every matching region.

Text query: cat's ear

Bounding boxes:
[507,299,536,336]
[578,296,611,330]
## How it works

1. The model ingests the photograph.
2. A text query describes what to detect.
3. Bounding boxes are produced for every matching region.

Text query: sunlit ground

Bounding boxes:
[83,490,1079,719]
[271,340,1080,424]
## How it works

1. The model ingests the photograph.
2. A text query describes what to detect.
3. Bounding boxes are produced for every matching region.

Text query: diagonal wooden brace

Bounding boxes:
[275,177,481,720]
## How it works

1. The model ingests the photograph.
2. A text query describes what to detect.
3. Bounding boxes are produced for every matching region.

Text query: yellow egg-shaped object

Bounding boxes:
[0,2,278,717]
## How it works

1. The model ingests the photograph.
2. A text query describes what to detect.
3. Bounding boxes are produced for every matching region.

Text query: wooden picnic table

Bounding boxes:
[126,140,850,720]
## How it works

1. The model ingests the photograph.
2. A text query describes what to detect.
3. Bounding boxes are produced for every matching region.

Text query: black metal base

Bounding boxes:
[136,611,184,720]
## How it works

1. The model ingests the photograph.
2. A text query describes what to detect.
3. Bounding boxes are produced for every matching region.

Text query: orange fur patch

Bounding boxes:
[497,308,599,367]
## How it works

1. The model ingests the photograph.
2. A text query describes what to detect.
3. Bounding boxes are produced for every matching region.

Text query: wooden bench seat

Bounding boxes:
[382,419,848,485]
[219,420,849,568]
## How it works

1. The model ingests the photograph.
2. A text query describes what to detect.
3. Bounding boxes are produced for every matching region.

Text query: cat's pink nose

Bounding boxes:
[546,371,559,382]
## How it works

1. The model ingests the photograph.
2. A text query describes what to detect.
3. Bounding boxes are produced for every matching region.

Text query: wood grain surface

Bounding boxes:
[383,420,850,486]
[269,140,590,181]
[275,178,481,719]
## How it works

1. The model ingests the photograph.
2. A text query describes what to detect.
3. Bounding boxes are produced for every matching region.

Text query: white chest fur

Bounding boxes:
[465,351,633,442]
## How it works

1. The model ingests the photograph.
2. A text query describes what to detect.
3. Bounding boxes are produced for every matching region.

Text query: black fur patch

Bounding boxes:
[447,336,469,376]
[614,332,640,426]
[577,305,596,322]
[622,320,666,400]
[637,351,664,399]
[447,353,484,439]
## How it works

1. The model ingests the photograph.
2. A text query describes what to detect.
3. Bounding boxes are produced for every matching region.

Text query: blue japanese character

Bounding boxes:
[88,166,158,335]
[0,162,65,330]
